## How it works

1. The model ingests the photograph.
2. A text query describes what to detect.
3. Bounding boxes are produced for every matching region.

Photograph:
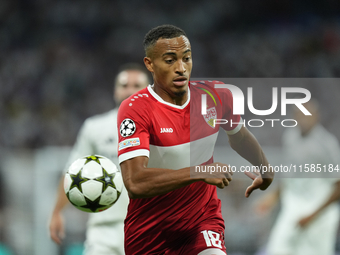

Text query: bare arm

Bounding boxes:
[49,176,69,244]
[120,157,232,199]
[299,181,340,228]
[228,126,274,197]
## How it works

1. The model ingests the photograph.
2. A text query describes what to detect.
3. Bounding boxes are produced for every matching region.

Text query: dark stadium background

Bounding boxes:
[0,0,339,254]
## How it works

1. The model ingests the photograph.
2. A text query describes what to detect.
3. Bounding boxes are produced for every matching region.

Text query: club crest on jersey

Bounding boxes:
[120,118,136,137]
[203,107,217,128]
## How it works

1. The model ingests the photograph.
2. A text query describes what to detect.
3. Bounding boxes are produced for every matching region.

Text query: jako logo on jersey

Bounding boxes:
[160,128,173,133]
[118,137,140,151]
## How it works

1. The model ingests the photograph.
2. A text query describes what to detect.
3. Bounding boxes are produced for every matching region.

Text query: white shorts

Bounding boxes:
[83,222,124,255]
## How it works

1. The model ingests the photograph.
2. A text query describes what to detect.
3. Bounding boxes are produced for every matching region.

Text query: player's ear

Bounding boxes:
[144,57,154,73]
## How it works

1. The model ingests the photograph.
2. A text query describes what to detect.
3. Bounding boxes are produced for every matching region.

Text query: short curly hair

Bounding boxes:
[143,24,187,57]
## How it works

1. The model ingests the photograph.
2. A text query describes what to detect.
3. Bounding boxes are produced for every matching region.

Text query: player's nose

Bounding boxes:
[126,85,138,96]
[175,60,186,74]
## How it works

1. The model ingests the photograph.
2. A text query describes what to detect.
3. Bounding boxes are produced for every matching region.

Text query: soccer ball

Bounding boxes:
[64,155,123,213]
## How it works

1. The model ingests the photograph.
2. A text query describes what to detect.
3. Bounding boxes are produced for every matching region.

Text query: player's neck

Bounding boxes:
[152,85,188,106]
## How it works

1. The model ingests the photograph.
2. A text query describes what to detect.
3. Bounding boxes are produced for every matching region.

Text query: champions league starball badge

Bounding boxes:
[120,118,136,137]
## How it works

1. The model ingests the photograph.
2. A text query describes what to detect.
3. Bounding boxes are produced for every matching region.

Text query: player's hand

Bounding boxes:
[298,213,316,228]
[202,162,233,189]
[255,191,280,215]
[244,170,272,197]
[49,211,65,245]
[255,200,270,215]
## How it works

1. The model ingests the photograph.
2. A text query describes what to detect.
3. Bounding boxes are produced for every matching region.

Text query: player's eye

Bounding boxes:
[165,59,174,64]
[184,56,191,62]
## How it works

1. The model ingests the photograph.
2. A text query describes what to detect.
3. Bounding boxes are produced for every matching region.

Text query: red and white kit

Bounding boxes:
[118,80,242,254]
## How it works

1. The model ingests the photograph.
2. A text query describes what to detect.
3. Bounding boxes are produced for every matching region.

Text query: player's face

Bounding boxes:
[144,36,192,104]
[114,70,149,104]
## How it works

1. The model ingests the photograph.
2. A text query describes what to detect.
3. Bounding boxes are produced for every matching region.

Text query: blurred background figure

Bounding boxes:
[0,169,12,255]
[257,100,340,255]
[48,63,150,255]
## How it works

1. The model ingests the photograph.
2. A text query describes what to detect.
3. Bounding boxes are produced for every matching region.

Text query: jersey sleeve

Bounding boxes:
[215,81,242,135]
[117,98,151,164]
[63,119,95,173]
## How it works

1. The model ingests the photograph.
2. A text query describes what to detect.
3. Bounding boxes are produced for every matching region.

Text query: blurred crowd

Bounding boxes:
[1,0,340,149]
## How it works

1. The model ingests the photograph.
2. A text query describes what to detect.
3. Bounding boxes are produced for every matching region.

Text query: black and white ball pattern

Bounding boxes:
[120,118,136,137]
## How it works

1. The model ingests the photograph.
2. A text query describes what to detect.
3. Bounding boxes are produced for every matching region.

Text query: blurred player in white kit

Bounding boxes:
[258,100,340,255]
[49,63,150,255]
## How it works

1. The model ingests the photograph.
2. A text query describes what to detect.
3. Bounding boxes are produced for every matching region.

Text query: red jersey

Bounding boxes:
[117,80,241,254]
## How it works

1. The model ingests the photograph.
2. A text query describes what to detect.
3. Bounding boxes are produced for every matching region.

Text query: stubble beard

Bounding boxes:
[174,89,187,98]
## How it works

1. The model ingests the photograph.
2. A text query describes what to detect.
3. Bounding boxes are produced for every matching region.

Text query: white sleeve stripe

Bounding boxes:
[225,117,243,135]
[118,149,150,164]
